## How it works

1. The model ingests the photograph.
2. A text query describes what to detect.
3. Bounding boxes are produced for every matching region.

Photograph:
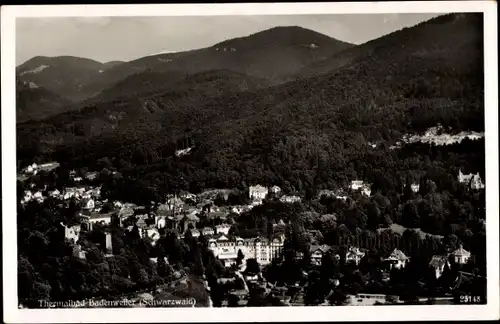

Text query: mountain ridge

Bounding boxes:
[17,25,353,109]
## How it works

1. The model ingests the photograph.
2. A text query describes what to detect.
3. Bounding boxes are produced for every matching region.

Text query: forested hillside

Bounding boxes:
[16,78,72,122]
[17,13,484,195]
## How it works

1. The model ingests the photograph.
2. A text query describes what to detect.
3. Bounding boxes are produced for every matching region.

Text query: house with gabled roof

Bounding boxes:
[216,224,231,235]
[49,189,61,198]
[145,228,161,246]
[346,247,365,265]
[249,185,269,201]
[309,245,331,266]
[429,255,450,279]
[450,245,471,265]
[458,170,485,190]
[60,222,81,244]
[384,249,409,269]
[82,198,95,210]
[270,185,281,194]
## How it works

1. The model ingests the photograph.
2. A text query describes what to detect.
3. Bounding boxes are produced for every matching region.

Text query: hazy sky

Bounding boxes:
[16,13,440,65]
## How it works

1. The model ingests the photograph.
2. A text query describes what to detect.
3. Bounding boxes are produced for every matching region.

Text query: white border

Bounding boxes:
[2,2,498,323]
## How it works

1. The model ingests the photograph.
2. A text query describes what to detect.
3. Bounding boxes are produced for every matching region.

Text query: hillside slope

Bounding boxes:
[16,78,72,122]
[89,26,353,93]
[17,14,484,192]
[16,56,106,102]
[17,26,352,107]
[292,13,482,79]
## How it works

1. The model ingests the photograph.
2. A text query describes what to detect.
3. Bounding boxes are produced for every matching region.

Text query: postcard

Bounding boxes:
[2,1,498,323]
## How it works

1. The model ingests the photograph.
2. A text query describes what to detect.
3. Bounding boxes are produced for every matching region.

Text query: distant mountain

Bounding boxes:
[16,78,72,122]
[18,14,484,179]
[16,69,272,156]
[292,13,482,80]
[16,56,106,102]
[17,27,352,105]
[91,26,354,92]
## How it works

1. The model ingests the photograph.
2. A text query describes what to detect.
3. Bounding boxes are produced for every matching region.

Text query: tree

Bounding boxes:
[245,258,260,275]
[236,249,244,267]
[402,201,420,228]
[228,225,240,238]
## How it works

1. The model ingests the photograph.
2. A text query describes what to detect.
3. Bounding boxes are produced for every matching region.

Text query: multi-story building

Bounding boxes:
[429,255,450,278]
[249,185,269,201]
[345,247,365,265]
[309,245,332,266]
[208,234,285,267]
[384,249,409,269]
[458,170,485,190]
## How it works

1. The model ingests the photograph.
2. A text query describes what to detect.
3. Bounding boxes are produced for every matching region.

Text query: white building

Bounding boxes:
[85,172,99,181]
[21,190,33,203]
[208,234,285,267]
[82,198,95,210]
[411,184,420,193]
[384,249,409,269]
[249,185,269,201]
[429,255,450,279]
[61,223,81,244]
[146,228,161,246]
[450,245,471,265]
[33,191,44,203]
[23,163,38,174]
[216,224,231,235]
[82,212,113,230]
[156,216,167,229]
[63,188,81,200]
[351,180,364,191]
[280,195,301,204]
[190,229,201,238]
[49,189,61,198]
[202,227,215,236]
[270,186,281,194]
[105,232,113,255]
[346,247,365,265]
[231,206,244,214]
[350,180,371,197]
[458,170,485,190]
[309,245,331,266]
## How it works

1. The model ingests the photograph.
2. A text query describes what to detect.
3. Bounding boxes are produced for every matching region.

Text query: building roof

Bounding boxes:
[250,184,268,191]
[451,245,471,257]
[347,246,364,255]
[310,244,331,254]
[386,249,409,261]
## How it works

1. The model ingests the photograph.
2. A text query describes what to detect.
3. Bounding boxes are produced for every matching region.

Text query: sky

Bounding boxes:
[16,13,441,65]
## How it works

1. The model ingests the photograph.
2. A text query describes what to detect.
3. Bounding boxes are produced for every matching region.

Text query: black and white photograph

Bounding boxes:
[2,2,499,323]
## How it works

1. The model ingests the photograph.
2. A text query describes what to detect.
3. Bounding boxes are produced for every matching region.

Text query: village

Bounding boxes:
[18,161,485,307]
